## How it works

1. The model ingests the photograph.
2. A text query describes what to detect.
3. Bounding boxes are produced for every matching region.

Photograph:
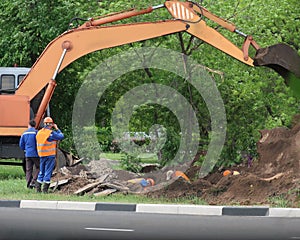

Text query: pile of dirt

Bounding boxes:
[147,123,300,207]
[52,123,300,207]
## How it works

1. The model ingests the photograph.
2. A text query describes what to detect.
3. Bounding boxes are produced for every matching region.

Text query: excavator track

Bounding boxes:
[253,43,300,84]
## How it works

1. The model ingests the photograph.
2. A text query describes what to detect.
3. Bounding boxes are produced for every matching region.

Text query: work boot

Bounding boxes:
[42,183,50,194]
[36,182,42,193]
[28,181,36,189]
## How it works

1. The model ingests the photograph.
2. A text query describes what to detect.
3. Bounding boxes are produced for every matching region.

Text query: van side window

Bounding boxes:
[18,74,26,86]
[0,74,15,91]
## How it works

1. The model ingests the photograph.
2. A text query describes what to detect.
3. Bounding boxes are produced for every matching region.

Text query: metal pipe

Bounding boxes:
[52,48,68,79]
[35,48,68,127]
[235,29,248,38]
[80,4,164,28]
[85,7,154,27]
[46,105,51,117]
[152,4,165,10]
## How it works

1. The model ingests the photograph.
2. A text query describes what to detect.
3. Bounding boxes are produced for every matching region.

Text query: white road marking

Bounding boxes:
[85,227,134,232]
[291,237,300,239]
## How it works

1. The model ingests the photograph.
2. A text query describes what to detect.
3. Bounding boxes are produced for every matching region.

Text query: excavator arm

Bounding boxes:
[4,0,299,135]
[16,1,255,99]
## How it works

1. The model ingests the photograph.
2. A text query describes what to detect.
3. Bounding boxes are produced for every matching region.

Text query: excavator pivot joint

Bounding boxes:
[62,41,72,51]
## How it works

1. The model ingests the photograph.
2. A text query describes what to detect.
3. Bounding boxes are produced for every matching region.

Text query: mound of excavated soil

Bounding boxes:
[53,123,299,207]
[147,123,300,207]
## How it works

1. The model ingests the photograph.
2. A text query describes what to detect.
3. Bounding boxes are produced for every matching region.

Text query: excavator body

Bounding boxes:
[0,0,299,169]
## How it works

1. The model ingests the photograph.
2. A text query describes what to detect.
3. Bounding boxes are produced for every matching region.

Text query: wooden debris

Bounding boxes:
[50,179,70,189]
[94,189,117,197]
[74,174,109,195]
[100,182,129,192]
[260,173,284,181]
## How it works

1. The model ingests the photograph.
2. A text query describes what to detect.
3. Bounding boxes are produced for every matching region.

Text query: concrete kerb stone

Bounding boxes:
[57,201,96,211]
[1,200,299,217]
[136,204,223,216]
[222,206,269,216]
[20,200,58,209]
[178,205,223,216]
[95,202,136,211]
[136,204,180,214]
[20,200,97,211]
[0,200,20,208]
[269,208,300,217]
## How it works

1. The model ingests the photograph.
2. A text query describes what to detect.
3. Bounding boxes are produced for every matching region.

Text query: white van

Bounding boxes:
[0,67,30,94]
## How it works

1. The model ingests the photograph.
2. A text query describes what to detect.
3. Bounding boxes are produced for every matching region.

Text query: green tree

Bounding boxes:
[1,0,299,170]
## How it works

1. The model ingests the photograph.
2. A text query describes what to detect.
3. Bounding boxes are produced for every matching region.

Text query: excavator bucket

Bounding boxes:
[253,43,300,85]
[56,148,83,170]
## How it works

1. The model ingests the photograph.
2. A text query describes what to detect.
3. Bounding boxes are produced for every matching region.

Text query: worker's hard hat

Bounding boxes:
[43,117,54,124]
[223,170,232,177]
[146,178,155,186]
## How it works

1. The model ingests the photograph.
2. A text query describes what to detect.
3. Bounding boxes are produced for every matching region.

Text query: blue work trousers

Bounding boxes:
[37,156,56,184]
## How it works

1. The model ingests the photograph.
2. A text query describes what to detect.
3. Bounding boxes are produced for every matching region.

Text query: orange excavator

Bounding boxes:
[0,1,299,168]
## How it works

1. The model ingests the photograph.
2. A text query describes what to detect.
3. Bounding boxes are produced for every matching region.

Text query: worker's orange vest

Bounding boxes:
[36,128,56,157]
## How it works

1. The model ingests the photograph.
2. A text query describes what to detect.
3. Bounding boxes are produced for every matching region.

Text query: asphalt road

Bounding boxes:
[0,208,299,240]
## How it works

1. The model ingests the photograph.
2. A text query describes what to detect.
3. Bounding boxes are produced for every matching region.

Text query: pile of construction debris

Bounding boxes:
[49,122,300,207]
[50,158,184,196]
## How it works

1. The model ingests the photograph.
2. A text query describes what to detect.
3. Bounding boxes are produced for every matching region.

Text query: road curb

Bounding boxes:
[95,202,136,211]
[0,200,299,217]
[136,204,222,216]
[0,200,20,208]
[222,206,269,216]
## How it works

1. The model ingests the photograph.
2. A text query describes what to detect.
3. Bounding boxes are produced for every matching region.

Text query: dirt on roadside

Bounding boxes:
[147,123,300,207]
[54,122,300,207]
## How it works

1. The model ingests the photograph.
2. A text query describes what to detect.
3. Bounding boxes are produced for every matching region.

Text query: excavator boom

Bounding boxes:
[15,21,187,100]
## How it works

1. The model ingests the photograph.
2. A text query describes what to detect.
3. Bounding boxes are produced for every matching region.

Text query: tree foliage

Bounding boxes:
[1,0,299,167]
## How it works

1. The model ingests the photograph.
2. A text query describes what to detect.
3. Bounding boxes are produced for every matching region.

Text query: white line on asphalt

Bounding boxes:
[291,237,300,239]
[85,227,134,232]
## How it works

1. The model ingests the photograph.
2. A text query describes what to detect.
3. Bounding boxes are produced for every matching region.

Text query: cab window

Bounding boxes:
[0,74,15,91]
[18,74,26,86]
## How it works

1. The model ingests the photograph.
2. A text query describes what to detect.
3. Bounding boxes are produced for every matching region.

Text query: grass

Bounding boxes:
[268,190,300,208]
[0,165,24,180]
[268,195,291,208]
[100,152,123,161]
[101,152,158,163]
